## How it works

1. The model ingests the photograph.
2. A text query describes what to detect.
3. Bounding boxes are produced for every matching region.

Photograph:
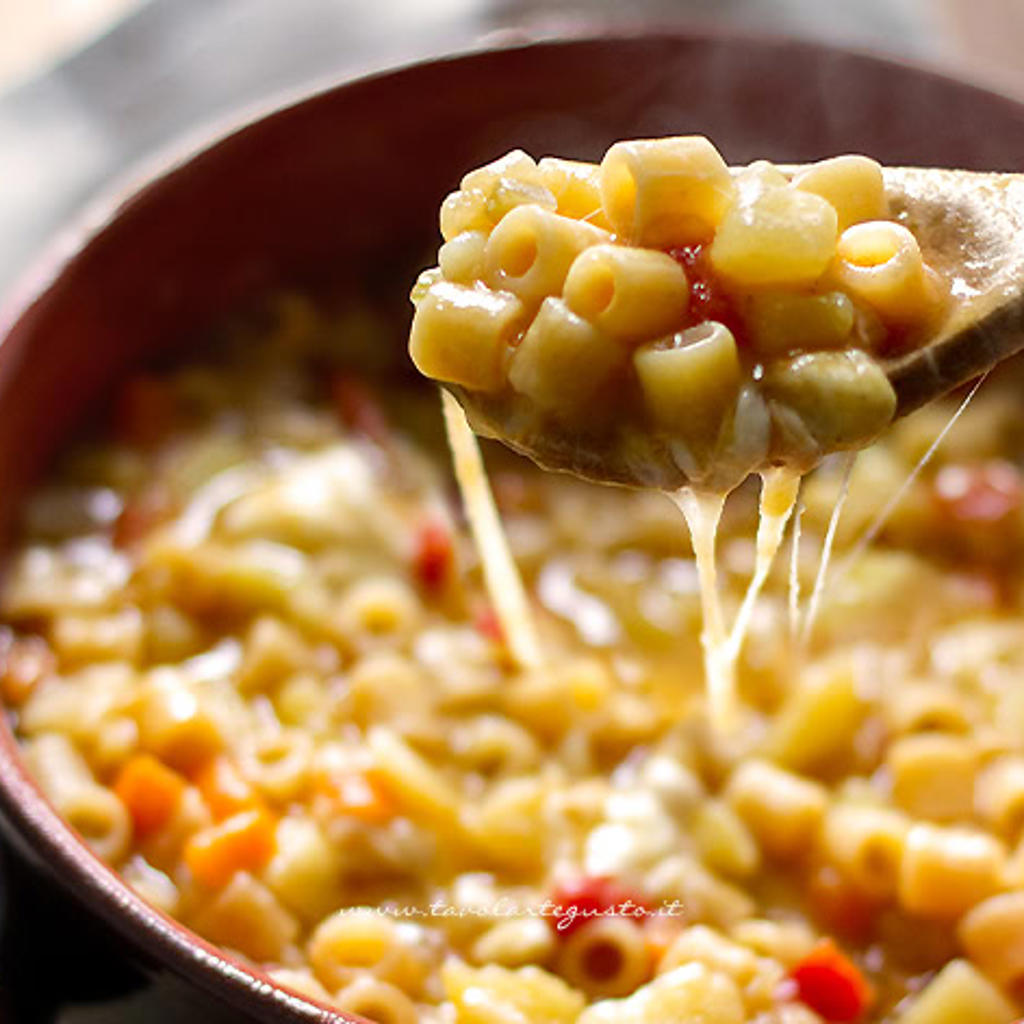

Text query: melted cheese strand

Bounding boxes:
[833,372,988,590]
[671,487,732,730]
[788,499,805,649]
[800,452,856,647]
[441,390,544,670]
[727,467,801,664]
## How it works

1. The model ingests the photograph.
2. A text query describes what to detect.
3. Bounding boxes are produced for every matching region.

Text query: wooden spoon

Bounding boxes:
[456,165,1024,491]
[878,166,1024,415]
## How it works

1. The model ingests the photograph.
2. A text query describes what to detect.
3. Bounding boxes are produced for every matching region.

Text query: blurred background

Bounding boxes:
[1,0,1023,292]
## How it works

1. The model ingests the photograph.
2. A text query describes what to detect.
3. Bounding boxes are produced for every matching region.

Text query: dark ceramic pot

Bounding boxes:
[1,29,1023,1024]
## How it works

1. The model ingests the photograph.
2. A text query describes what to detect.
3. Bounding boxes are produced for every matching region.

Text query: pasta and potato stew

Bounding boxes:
[410,137,949,492]
[5,128,1024,1024]
[5,297,1024,1024]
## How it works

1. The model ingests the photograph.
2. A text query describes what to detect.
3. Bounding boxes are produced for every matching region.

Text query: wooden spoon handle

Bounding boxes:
[885,291,1024,416]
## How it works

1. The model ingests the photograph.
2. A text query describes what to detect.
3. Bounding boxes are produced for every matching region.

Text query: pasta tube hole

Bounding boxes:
[574,264,616,317]
[504,234,539,278]
[839,222,906,269]
[582,938,624,981]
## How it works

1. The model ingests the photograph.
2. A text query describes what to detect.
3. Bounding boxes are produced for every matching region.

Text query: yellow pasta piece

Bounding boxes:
[792,155,888,230]
[191,871,299,963]
[887,733,978,821]
[408,280,526,392]
[442,961,585,1024]
[563,243,689,342]
[556,918,651,998]
[367,726,463,835]
[470,919,556,968]
[633,321,741,442]
[334,977,419,1024]
[483,204,609,304]
[22,733,131,863]
[536,156,610,226]
[836,220,944,326]
[898,823,1005,919]
[577,963,745,1024]
[724,759,827,859]
[439,230,490,284]
[821,802,910,900]
[507,297,626,419]
[958,891,1024,989]
[975,755,1024,839]
[599,136,735,246]
[461,149,542,193]
[307,907,398,990]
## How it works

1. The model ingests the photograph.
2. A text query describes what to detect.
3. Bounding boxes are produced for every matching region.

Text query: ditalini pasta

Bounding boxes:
[410,136,951,728]
[2,276,1023,1021]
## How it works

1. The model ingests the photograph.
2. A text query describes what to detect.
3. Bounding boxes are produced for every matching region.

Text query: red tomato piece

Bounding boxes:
[550,876,649,938]
[790,939,875,1023]
[933,461,1023,525]
[413,520,454,592]
[667,243,744,339]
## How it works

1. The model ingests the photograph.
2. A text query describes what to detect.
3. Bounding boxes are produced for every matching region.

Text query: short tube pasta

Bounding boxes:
[308,907,399,991]
[821,803,909,899]
[438,231,489,284]
[483,204,610,304]
[408,281,526,392]
[23,733,131,863]
[887,733,978,821]
[508,297,625,418]
[792,155,888,230]
[537,157,609,226]
[958,891,1024,989]
[633,321,741,442]
[598,136,735,246]
[898,823,1006,919]
[563,244,690,342]
[334,977,419,1024]
[836,221,944,325]
[724,759,827,859]
[975,755,1024,839]
[555,917,651,998]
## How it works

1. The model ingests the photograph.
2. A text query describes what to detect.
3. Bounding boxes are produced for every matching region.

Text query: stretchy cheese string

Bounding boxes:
[800,451,856,647]
[788,499,805,650]
[727,467,801,664]
[441,390,545,671]
[831,373,988,591]
[671,487,732,730]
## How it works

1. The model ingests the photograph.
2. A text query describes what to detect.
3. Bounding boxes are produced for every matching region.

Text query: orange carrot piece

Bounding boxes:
[318,769,396,826]
[114,754,187,838]
[194,756,263,821]
[184,808,277,889]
